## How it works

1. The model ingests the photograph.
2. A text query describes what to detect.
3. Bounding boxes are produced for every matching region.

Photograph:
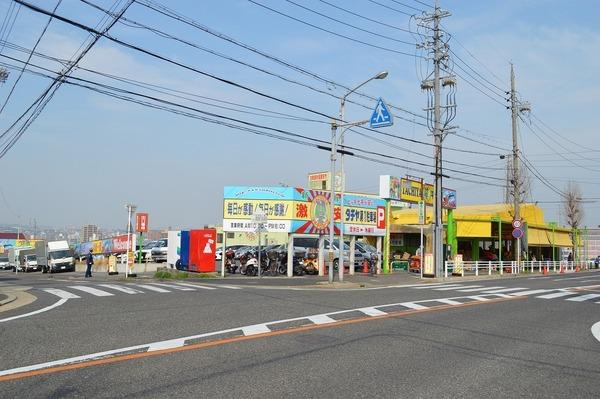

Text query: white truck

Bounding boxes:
[42,240,75,273]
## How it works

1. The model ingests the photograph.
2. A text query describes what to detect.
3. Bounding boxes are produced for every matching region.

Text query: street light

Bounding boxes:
[329,71,388,284]
[125,203,137,278]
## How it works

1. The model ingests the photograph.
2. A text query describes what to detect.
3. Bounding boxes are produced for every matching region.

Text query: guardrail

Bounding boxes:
[444,260,594,278]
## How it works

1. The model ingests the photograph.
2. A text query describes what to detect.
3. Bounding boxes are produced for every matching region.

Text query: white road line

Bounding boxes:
[436,299,462,305]
[357,307,387,317]
[400,302,428,310]
[135,284,170,293]
[510,289,552,297]
[0,292,511,378]
[96,284,142,295]
[457,286,504,292]
[482,287,526,293]
[553,276,591,281]
[241,324,271,336]
[536,291,576,299]
[529,277,551,280]
[149,283,195,291]
[219,285,242,290]
[581,279,600,283]
[308,315,337,324]
[68,286,114,297]
[175,283,217,290]
[42,288,81,299]
[413,284,462,290]
[565,294,600,302]
[592,321,600,343]
[434,285,478,291]
[0,298,69,323]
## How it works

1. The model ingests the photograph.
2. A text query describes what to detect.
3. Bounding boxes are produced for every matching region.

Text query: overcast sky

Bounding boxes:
[0,0,599,231]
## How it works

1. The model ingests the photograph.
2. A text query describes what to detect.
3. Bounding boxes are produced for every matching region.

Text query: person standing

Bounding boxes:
[85,249,94,278]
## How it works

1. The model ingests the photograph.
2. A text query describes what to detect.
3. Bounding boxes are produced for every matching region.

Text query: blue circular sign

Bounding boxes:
[512,228,523,239]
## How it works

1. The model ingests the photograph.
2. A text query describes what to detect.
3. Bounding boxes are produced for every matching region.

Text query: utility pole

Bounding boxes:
[432,3,444,279]
[510,64,521,269]
[328,123,337,284]
[418,1,454,278]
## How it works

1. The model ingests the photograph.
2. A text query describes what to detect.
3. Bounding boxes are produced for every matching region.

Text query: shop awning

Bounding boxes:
[553,231,572,247]
[456,221,490,238]
[528,228,572,247]
[528,228,551,246]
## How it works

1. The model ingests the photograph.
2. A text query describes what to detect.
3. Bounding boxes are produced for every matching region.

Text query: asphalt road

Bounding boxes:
[1,270,600,398]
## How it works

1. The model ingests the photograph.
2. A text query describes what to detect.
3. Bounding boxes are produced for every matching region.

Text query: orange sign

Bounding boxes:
[136,213,149,232]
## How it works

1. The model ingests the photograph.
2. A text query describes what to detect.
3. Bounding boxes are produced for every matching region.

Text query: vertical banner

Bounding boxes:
[136,213,149,232]
[423,253,434,277]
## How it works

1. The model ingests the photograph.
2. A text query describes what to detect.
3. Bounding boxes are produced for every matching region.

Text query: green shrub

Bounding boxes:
[154,270,173,279]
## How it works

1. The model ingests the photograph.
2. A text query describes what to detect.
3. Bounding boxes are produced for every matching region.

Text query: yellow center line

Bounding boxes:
[0,296,524,382]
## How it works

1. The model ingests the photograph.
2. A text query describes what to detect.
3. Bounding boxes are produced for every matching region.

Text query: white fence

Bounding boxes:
[443,260,594,278]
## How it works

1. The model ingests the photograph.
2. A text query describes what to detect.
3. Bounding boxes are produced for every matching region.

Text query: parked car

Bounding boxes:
[151,238,168,263]
[0,255,10,270]
[141,240,157,261]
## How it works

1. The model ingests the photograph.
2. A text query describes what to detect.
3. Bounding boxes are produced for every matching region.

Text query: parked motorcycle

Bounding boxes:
[224,248,237,274]
[302,248,319,275]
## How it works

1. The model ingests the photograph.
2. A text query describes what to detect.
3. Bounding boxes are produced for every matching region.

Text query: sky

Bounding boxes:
[0,0,599,231]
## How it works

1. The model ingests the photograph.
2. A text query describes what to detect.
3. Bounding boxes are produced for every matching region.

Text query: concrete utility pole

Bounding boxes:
[432,2,444,279]
[328,123,337,284]
[510,64,521,268]
[418,1,454,278]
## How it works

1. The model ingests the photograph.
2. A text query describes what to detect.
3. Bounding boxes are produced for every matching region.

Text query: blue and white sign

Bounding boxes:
[370,98,393,128]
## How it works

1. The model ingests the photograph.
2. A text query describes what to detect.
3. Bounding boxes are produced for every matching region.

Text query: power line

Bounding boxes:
[317,0,414,34]
[247,0,421,58]
[136,0,428,121]
[388,0,425,13]
[366,0,414,16]
[0,0,63,115]
[412,0,433,8]
[0,50,508,186]
[1,0,134,158]
[284,0,416,46]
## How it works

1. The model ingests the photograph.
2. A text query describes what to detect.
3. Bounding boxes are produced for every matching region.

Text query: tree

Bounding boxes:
[563,182,583,259]
[504,157,532,213]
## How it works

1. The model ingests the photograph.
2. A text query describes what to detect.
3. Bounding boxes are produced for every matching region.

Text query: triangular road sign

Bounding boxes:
[370,98,393,128]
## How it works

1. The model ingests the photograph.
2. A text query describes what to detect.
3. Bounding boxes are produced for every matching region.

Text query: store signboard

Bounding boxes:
[223,186,386,236]
[308,171,344,191]
[379,176,454,209]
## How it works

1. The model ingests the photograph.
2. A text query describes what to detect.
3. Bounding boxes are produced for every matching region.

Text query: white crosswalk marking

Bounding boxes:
[536,291,576,299]
[482,287,526,293]
[565,294,600,302]
[42,288,80,299]
[135,284,170,293]
[400,302,428,310]
[69,286,114,297]
[436,299,462,305]
[434,285,479,291]
[358,307,387,317]
[242,324,271,335]
[510,289,551,296]
[413,284,462,290]
[457,286,504,292]
[308,315,336,324]
[468,295,490,301]
[175,283,217,290]
[97,284,142,295]
[149,283,195,291]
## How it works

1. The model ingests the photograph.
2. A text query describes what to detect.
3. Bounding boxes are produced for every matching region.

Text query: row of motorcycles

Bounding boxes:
[224,247,321,276]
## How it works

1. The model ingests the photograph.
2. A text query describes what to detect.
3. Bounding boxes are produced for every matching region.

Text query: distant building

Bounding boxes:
[82,224,98,242]
[583,228,600,259]
[0,232,26,240]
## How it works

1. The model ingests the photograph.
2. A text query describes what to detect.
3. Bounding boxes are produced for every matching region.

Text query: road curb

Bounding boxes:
[0,293,17,306]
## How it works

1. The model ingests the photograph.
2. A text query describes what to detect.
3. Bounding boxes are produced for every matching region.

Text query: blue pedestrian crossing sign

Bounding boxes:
[370,98,393,128]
